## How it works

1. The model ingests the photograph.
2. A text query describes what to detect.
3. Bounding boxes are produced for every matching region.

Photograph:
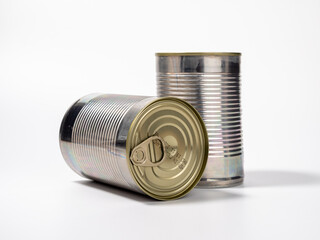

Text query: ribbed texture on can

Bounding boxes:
[156,54,243,183]
[69,95,142,190]
[157,73,242,158]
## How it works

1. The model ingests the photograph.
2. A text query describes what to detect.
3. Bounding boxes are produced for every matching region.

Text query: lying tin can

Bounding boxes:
[59,93,208,200]
[156,52,244,187]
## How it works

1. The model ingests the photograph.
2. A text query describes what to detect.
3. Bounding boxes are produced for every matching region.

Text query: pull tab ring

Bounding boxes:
[130,136,168,167]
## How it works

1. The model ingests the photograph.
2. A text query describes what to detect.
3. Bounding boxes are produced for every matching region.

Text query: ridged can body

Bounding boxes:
[59,93,208,199]
[59,94,150,193]
[156,53,244,187]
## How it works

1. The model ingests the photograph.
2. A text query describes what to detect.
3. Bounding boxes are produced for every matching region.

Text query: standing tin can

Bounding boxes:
[156,52,244,187]
[59,93,208,200]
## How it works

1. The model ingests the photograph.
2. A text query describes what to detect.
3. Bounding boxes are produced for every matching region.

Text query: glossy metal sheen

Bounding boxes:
[156,53,244,187]
[59,93,208,200]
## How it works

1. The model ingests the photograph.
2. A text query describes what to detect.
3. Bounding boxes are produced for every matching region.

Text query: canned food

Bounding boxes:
[156,52,244,187]
[59,93,208,200]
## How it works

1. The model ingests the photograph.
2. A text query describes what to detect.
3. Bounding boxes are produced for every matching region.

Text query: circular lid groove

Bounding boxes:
[126,97,208,200]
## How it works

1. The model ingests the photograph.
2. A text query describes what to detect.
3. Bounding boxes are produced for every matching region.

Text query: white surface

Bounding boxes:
[1,0,320,239]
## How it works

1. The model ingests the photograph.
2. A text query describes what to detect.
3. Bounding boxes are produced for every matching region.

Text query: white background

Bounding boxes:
[1,0,320,239]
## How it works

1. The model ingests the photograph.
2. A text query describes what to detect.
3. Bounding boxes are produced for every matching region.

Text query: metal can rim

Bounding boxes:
[155,52,241,57]
[126,97,209,200]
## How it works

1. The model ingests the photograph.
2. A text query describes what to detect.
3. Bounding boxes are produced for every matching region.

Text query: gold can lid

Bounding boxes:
[126,97,208,200]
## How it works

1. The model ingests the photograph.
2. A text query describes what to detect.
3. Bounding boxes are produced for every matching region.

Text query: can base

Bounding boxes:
[196,176,244,188]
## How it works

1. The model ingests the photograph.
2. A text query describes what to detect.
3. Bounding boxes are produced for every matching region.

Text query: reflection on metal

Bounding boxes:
[156,52,244,188]
[59,94,208,200]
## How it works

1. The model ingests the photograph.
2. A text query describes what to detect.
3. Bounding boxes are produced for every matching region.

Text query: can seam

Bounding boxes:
[155,52,241,57]
[125,97,209,200]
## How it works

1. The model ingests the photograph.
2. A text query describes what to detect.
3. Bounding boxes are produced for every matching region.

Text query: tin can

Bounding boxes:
[156,52,244,187]
[59,93,208,200]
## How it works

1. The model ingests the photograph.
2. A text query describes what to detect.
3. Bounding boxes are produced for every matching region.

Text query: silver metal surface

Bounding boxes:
[59,93,156,193]
[156,53,244,187]
[59,93,208,199]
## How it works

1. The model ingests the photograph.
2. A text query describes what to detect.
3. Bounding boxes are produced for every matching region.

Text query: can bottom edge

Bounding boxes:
[196,176,244,188]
